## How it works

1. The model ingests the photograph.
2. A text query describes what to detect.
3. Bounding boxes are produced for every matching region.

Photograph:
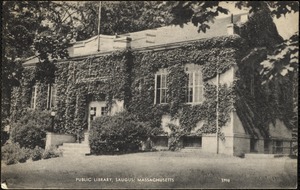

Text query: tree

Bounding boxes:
[2,1,170,131]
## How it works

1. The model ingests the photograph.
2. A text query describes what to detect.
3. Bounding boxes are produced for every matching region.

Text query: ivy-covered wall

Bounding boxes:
[128,35,245,141]
[11,51,131,140]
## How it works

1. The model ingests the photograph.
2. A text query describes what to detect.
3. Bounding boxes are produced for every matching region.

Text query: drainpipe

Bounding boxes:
[97,1,102,52]
[216,65,220,154]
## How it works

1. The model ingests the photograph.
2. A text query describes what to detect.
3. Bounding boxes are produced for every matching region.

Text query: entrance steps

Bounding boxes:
[58,142,90,157]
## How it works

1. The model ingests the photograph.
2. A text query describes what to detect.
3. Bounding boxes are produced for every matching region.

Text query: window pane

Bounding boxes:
[188,73,193,86]
[195,72,200,86]
[161,74,166,88]
[188,88,193,102]
[156,89,161,104]
[156,75,161,89]
[161,89,167,103]
[51,85,57,108]
[196,87,203,102]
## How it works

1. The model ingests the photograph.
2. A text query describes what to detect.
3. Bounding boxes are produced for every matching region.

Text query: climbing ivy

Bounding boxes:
[10,33,293,151]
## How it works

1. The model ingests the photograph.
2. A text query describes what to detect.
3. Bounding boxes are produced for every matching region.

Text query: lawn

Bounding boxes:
[1,151,297,189]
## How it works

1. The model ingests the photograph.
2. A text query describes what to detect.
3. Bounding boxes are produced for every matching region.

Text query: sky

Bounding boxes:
[218,2,299,39]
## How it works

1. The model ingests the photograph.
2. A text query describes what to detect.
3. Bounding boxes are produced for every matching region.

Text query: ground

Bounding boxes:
[1,151,297,189]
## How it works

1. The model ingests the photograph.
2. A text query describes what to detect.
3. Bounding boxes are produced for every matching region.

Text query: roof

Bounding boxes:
[127,13,245,49]
[23,13,247,65]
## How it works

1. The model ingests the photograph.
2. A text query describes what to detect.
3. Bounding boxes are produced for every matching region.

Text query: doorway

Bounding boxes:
[88,101,108,131]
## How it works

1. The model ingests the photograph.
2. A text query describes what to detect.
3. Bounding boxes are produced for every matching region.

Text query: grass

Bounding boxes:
[1,151,297,189]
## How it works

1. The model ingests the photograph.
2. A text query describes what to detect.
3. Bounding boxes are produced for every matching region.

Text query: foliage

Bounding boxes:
[10,110,51,149]
[167,123,187,151]
[158,1,229,33]
[1,142,31,165]
[31,146,44,161]
[42,146,62,159]
[89,112,150,154]
[1,131,10,146]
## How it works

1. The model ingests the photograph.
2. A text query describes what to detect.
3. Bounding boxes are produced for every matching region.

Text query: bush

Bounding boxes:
[1,142,31,165]
[42,146,62,159]
[234,152,245,158]
[89,112,149,154]
[10,110,51,149]
[31,146,44,161]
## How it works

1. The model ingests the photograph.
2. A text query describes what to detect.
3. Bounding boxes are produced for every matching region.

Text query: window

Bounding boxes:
[155,69,168,104]
[264,139,271,154]
[183,136,202,147]
[275,140,283,154]
[250,138,258,152]
[186,64,203,103]
[101,107,108,116]
[47,84,57,109]
[90,107,96,121]
[30,85,37,109]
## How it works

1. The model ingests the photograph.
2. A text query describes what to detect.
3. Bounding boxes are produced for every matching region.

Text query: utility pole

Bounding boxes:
[97,1,102,52]
[216,66,220,154]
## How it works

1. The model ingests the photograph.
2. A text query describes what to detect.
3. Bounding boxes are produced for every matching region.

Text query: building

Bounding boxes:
[13,11,294,156]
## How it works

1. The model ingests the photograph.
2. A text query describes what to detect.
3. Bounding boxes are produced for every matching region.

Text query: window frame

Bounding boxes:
[154,68,168,104]
[30,85,37,109]
[101,106,108,116]
[47,84,57,110]
[185,64,204,105]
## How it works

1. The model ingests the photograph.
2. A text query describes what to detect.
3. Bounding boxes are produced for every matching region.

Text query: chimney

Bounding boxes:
[227,24,235,35]
[227,14,235,35]
[113,36,132,50]
[240,14,249,23]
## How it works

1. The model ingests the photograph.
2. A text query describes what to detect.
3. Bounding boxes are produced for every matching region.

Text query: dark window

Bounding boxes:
[183,136,202,147]
[152,136,168,147]
[264,140,270,154]
[47,84,57,109]
[90,107,96,121]
[250,139,258,152]
[275,140,283,154]
[101,107,108,116]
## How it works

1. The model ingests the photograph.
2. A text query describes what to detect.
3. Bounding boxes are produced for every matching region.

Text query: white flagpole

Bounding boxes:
[97,1,102,52]
[216,65,220,154]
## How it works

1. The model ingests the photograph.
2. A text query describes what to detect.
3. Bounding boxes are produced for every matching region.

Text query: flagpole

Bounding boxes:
[97,1,102,52]
[216,65,220,154]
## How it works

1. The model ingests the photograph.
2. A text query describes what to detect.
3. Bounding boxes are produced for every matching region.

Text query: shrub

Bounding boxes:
[167,123,185,151]
[31,146,44,161]
[10,110,51,149]
[1,142,32,165]
[89,111,149,154]
[234,152,245,158]
[18,148,32,163]
[42,146,62,159]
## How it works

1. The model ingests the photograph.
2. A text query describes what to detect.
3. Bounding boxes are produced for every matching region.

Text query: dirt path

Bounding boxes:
[1,151,297,189]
